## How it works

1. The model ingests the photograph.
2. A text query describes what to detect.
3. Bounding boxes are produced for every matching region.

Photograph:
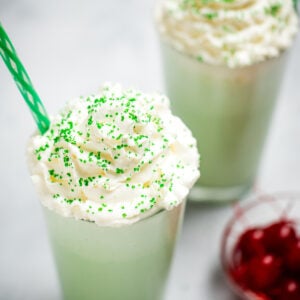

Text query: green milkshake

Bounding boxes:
[156,0,299,201]
[44,204,184,300]
[27,83,199,300]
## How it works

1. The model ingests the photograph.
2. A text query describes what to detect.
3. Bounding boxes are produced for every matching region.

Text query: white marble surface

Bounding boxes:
[0,1,299,299]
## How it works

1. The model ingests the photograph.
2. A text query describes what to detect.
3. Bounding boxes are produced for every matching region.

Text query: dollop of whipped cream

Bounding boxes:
[156,0,299,67]
[28,84,200,226]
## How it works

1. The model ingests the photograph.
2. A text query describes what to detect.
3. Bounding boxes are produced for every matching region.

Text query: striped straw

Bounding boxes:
[295,0,299,13]
[0,23,50,134]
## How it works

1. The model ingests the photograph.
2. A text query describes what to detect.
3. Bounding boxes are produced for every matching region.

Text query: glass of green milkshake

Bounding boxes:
[156,0,299,202]
[27,83,200,300]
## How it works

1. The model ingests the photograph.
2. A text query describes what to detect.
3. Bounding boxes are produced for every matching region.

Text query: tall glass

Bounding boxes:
[160,41,290,202]
[43,201,185,300]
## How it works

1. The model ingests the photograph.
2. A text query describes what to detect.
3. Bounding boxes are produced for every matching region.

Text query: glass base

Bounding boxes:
[188,184,252,203]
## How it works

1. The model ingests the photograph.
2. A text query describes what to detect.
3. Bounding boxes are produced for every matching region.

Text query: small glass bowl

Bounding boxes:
[220,192,300,300]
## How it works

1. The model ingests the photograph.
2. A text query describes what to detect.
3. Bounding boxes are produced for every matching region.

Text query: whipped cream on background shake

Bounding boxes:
[28,84,199,299]
[157,0,298,67]
[157,0,298,201]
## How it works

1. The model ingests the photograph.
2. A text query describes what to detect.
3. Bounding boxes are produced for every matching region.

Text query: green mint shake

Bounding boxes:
[27,84,200,299]
[156,0,298,201]
[44,203,184,300]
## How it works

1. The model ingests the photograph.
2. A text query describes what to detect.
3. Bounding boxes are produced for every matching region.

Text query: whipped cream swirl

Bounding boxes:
[28,84,200,226]
[156,0,299,67]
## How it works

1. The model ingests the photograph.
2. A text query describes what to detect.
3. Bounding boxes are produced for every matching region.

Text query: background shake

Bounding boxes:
[156,0,299,202]
[27,84,200,299]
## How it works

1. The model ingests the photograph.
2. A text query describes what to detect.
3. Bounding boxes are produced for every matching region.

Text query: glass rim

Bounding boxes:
[42,200,185,228]
[223,191,300,233]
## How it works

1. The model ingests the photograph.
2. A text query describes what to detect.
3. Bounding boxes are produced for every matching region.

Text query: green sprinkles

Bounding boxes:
[203,12,218,20]
[32,84,193,221]
[265,3,282,17]
[116,168,124,174]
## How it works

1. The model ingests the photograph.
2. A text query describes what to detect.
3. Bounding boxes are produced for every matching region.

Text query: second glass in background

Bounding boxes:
[160,42,289,202]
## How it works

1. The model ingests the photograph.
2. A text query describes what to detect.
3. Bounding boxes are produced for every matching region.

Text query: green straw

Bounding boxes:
[0,23,50,134]
[294,0,299,12]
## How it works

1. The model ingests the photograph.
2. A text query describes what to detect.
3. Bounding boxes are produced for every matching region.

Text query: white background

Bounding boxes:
[0,0,299,299]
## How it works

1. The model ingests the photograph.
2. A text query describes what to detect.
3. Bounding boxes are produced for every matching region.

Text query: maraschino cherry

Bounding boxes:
[234,228,266,263]
[277,279,300,300]
[248,254,282,291]
[229,218,300,299]
[286,240,300,274]
[264,221,297,255]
